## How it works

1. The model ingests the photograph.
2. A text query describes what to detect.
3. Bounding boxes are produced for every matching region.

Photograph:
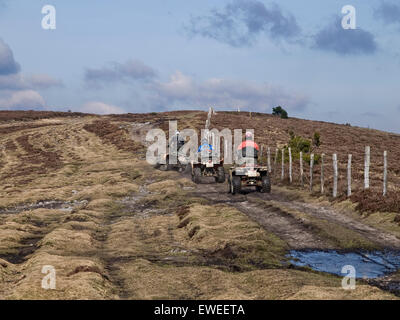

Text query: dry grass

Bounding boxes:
[0,111,397,300]
[114,259,395,300]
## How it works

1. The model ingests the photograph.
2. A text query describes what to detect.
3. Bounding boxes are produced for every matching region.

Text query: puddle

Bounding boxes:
[287,250,400,279]
[0,200,88,214]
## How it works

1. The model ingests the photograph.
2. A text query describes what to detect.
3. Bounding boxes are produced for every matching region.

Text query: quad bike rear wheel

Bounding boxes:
[159,163,171,171]
[184,164,192,174]
[192,167,202,183]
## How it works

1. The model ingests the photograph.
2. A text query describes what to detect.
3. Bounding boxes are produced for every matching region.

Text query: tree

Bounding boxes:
[272,106,288,119]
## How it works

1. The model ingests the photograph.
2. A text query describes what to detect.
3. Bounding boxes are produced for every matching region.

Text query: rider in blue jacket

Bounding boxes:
[198,138,213,153]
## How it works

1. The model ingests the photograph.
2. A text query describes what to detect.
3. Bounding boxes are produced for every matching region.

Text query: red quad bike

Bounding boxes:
[228,164,271,194]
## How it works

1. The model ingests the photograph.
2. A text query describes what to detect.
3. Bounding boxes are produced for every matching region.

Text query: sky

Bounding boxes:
[0,0,399,133]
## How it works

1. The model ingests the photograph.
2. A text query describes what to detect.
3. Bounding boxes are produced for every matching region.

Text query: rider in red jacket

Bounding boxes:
[237,132,259,154]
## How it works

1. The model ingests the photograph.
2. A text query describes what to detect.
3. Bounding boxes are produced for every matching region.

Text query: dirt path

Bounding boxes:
[190,179,400,250]
[253,189,400,249]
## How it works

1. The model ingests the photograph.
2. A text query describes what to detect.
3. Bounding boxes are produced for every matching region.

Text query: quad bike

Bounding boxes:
[154,151,191,173]
[191,156,225,184]
[228,164,271,194]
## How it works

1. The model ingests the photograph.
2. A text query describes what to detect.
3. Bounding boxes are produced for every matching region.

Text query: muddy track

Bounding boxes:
[191,182,330,249]
[251,190,400,250]
[190,178,400,250]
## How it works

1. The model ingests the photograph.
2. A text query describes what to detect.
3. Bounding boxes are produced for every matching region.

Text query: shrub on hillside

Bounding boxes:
[272,106,288,119]
[276,131,322,164]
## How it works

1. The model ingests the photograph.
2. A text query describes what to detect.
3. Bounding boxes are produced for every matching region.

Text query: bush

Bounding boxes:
[313,132,321,148]
[272,106,288,119]
[289,135,311,154]
[276,131,322,164]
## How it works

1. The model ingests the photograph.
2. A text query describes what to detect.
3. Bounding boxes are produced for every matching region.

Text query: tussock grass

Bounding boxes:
[0,112,397,300]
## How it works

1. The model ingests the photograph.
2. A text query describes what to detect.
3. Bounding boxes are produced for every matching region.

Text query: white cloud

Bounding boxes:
[81,101,125,114]
[0,39,63,111]
[186,0,301,47]
[0,73,26,90]
[0,90,46,110]
[150,71,309,112]
[0,73,63,91]
[84,59,157,88]
[26,74,63,89]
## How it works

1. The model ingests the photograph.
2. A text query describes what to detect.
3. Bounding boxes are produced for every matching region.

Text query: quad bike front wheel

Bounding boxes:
[231,176,241,194]
[260,175,271,193]
[216,166,225,183]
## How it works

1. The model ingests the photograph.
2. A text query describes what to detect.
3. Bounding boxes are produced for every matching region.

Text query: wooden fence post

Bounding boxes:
[281,149,285,181]
[333,154,338,198]
[225,140,228,163]
[206,108,212,129]
[347,154,352,197]
[267,147,272,173]
[364,146,370,189]
[274,148,278,177]
[289,147,293,184]
[300,151,304,187]
[260,144,264,161]
[320,154,325,194]
[383,151,388,196]
[310,153,314,192]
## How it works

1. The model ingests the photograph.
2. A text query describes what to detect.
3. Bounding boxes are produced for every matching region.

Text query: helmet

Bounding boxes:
[201,137,208,145]
[175,130,180,135]
[245,132,253,140]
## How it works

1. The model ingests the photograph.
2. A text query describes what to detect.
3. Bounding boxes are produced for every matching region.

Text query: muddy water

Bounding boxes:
[288,250,400,279]
[0,200,88,214]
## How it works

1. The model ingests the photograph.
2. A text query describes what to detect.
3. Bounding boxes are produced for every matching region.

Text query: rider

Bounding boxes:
[198,138,213,153]
[237,132,259,160]
[198,137,213,163]
[174,130,185,151]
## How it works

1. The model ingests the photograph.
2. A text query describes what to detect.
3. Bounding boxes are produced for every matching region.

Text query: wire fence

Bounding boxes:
[259,144,392,198]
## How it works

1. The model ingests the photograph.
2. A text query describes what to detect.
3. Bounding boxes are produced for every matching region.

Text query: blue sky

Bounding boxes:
[0,0,399,133]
